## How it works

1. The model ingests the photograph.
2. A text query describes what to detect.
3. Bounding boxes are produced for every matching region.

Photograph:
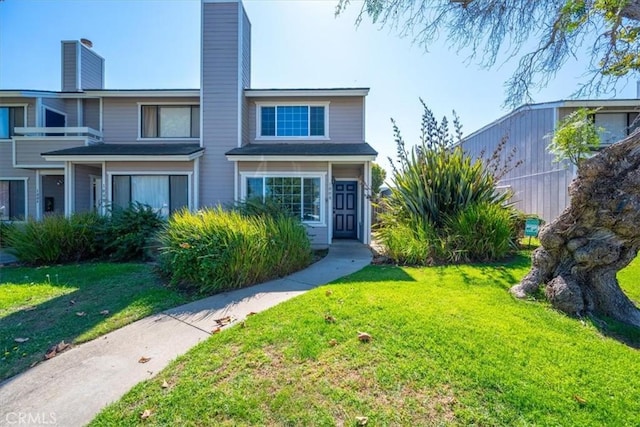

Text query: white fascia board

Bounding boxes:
[82,90,200,98]
[245,89,369,98]
[42,153,204,162]
[226,155,377,162]
[560,99,640,108]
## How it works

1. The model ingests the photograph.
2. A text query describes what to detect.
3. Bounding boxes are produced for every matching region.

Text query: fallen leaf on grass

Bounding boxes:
[212,327,221,334]
[99,310,110,315]
[30,361,40,368]
[247,311,257,316]
[14,337,29,343]
[75,312,86,317]
[161,379,169,389]
[328,339,338,347]
[138,356,151,364]
[358,332,372,343]
[240,321,246,328]
[355,416,368,425]
[69,300,76,306]
[324,314,336,323]
[325,290,333,296]
[140,409,152,420]
[574,395,587,405]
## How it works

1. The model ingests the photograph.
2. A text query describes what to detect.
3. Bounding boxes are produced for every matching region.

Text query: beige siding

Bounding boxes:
[105,161,194,172]
[200,1,244,207]
[62,42,77,92]
[247,96,365,144]
[332,165,361,178]
[0,143,36,218]
[14,138,87,168]
[80,45,104,90]
[462,107,572,222]
[83,98,101,130]
[102,97,199,143]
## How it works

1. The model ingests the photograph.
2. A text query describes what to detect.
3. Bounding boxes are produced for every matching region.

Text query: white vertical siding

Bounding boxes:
[462,107,572,223]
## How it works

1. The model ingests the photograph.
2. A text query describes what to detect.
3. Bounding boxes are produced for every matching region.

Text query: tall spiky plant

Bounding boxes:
[388,99,508,228]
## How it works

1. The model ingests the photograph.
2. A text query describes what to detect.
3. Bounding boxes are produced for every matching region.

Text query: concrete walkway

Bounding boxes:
[0,241,371,427]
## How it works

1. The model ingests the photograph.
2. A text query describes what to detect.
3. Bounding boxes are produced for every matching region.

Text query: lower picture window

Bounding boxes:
[112,175,188,217]
[0,180,26,221]
[246,176,321,223]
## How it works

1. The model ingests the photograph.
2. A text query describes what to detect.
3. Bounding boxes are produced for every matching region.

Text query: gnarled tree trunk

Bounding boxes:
[511,131,640,327]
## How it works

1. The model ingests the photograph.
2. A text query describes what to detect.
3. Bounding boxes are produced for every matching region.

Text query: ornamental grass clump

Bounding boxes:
[158,206,311,294]
[5,212,105,265]
[378,99,519,264]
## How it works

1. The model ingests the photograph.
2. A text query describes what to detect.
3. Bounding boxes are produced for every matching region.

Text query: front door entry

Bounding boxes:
[333,181,357,239]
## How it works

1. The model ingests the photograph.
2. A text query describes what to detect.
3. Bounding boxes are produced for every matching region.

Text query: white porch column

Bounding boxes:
[35,170,41,220]
[327,162,333,243]
[101,161,107,215]
[194,157,200,210]
[363,161,372,245]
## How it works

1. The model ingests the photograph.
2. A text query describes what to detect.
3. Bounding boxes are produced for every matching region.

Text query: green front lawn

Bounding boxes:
[91,255,640,426]
[0,263,191,381]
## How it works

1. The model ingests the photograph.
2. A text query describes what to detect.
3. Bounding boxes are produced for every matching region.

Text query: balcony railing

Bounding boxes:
[14,127,103,143]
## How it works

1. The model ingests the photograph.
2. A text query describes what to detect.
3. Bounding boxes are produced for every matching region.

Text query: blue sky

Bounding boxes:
[0,0,636,174]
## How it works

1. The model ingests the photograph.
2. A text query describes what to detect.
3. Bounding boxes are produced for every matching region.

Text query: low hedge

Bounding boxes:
[158,207,312,294]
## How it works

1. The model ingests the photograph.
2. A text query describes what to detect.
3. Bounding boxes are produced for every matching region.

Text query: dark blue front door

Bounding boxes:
[333,181,357,239]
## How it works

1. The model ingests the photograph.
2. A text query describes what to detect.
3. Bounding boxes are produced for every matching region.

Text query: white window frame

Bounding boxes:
[0,104,28,142]
[0,177,28,221]
[106,171,193,214]
[255,102,330,140]
[137,102,200,141]
[240,171,327,225]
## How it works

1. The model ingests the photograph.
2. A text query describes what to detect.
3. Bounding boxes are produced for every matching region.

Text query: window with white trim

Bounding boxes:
[0,180,26,220]
[141,105,200,138]
[246,176,322,222]
[259,105,326,137]
[112,175,188,217]
[0,106,25,139]
[594,112,640,145]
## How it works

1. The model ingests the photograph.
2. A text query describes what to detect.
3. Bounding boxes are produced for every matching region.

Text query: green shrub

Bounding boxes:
[231,196,296,219]
[378,100,518,265]
[158,207,312,294]
[444,203,518,262]
[5,212,104,265]
[99,203,165,261]
[0,222,14,249]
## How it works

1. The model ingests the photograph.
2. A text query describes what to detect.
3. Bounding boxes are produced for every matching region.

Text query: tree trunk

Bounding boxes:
[511,131,640,327]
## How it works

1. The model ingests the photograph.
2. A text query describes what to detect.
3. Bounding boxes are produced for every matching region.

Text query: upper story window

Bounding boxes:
[0,106,25,139]
[594,112,640,145]
[141,105,200,139]
[259,104,327,138]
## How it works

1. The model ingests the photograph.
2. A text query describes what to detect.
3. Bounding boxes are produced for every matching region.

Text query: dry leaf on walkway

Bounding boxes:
[138,356,151,364]
[55,341,70,352]
[44,350,57,360]
[161,379,169,389]
[99,310,109,315]
[75,312,86,317]
[212,327,221,334]
[140,409,152,419]
[355,416,368,425]
[357,332,372,343]
[247,311,257,316]
[14,337,29,343]
[214,316,234,326]
[324,314,336,323]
